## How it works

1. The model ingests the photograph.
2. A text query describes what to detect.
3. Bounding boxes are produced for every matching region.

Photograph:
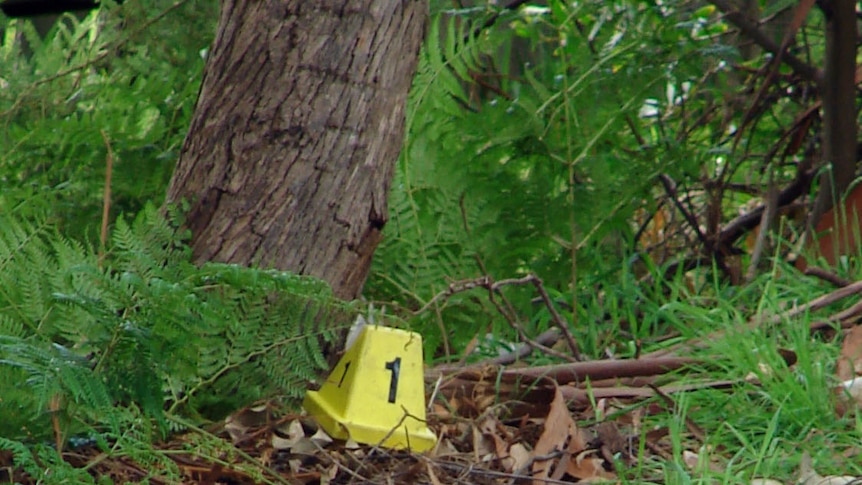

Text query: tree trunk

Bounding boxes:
[809,0,857,225]
[165,1,427,299]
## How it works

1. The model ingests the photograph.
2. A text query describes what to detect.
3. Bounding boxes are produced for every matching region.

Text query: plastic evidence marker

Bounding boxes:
[302,326,436,452]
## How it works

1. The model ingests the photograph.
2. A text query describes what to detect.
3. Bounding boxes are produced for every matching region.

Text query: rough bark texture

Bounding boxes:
[166,1,427,299]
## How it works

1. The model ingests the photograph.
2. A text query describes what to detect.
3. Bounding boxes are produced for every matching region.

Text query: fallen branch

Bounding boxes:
[810,299,862,331]
[804,266,852,288]
[499,357,698,384]
[416,274,582,360]
[428,356,699,383]
[434,328,562,374]
[764,279,862,325]
[645,279,862,357]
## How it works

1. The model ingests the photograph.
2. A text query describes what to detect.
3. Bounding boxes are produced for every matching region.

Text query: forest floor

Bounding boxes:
[4,272,862,484]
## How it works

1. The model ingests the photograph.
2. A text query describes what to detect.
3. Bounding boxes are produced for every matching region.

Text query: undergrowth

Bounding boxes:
[0,200,354,483]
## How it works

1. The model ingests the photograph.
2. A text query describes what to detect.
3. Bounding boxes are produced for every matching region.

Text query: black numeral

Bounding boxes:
[384,357,401,403]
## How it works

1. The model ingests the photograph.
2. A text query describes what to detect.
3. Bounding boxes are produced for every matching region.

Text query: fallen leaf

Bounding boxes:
[471,420,494,461]
[683,450,699,470]
[532,385,578,484]
[836,325,862,382]
[224,404,272,444]
[566,450,616,482]
[272,419,305,450]
[506,443,531,473]
[310,427,333,446]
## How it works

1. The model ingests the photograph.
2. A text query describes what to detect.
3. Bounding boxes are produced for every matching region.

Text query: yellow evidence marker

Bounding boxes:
[303,325,437,452]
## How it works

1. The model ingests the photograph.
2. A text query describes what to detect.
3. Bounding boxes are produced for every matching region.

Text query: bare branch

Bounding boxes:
[708,0,822,83]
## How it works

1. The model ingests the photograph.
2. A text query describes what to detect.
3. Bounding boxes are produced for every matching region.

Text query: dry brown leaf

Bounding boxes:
[434,437,459,456]
[479,416,510,462]
[836,325,862,381]
[432,402,452,420]
[471,420,494,462]
[683,450,700,469]
[551,423,590,484]
[505,443,532,473]
[566,450,616,482]
[532,385,578,484]
[310,427,333,446]
[271,419,305,450]
[224,404,271,444]
[834,326,862,415]
[595,421,625,454]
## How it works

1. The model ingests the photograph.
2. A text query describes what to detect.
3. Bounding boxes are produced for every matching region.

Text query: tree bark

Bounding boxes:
[809,0,858,224]
[165,1,427,299]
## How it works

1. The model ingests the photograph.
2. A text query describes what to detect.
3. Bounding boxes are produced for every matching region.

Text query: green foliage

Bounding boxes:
[0,438,97,484]
[0,0,215,241]
[369,1,676,360]
[0,201,354,447]
[370,0,823,363]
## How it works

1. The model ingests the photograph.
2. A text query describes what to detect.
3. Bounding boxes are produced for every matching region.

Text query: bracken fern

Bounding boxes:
[0,200,355,448]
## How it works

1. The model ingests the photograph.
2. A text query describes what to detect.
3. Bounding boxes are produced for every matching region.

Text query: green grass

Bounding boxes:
[608,259,862,484]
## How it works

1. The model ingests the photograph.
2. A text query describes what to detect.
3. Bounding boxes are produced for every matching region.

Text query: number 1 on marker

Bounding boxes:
[385,357,401,403]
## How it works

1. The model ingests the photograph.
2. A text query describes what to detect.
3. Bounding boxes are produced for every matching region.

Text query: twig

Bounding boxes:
[561,379,737,403]
[501,357,698,383]
[658,174,708,247]
[718,167,815,247]
[745,169,778,282]
[485,287,577,363]
[804,266,852,288]
[708,0,822,83]
[415,275,583,361]
[764,279,862,324]
[430,356,698,382]
[491,328,561,365]
[432,328,561,375]
[644,278,862,357]
[649,384,708,444]
[414,276,496,315]
[528,275,582,359]
[810,299,862,331]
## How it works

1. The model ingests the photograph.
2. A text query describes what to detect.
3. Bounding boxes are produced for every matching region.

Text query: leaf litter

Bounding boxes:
[3,326,862,483]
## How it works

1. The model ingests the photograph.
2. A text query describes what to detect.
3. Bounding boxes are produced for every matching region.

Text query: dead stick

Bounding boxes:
[486,288,576,363]
[416,275,583,360]
[502,357,698,384]
[645,279,862,357]
[804,266,852,288]
[436,328,562,374]
[810,299,862,331]
[765,279,862,324]
[561,380,737,403]
[529,275,582,360]
[429,356,699,382]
